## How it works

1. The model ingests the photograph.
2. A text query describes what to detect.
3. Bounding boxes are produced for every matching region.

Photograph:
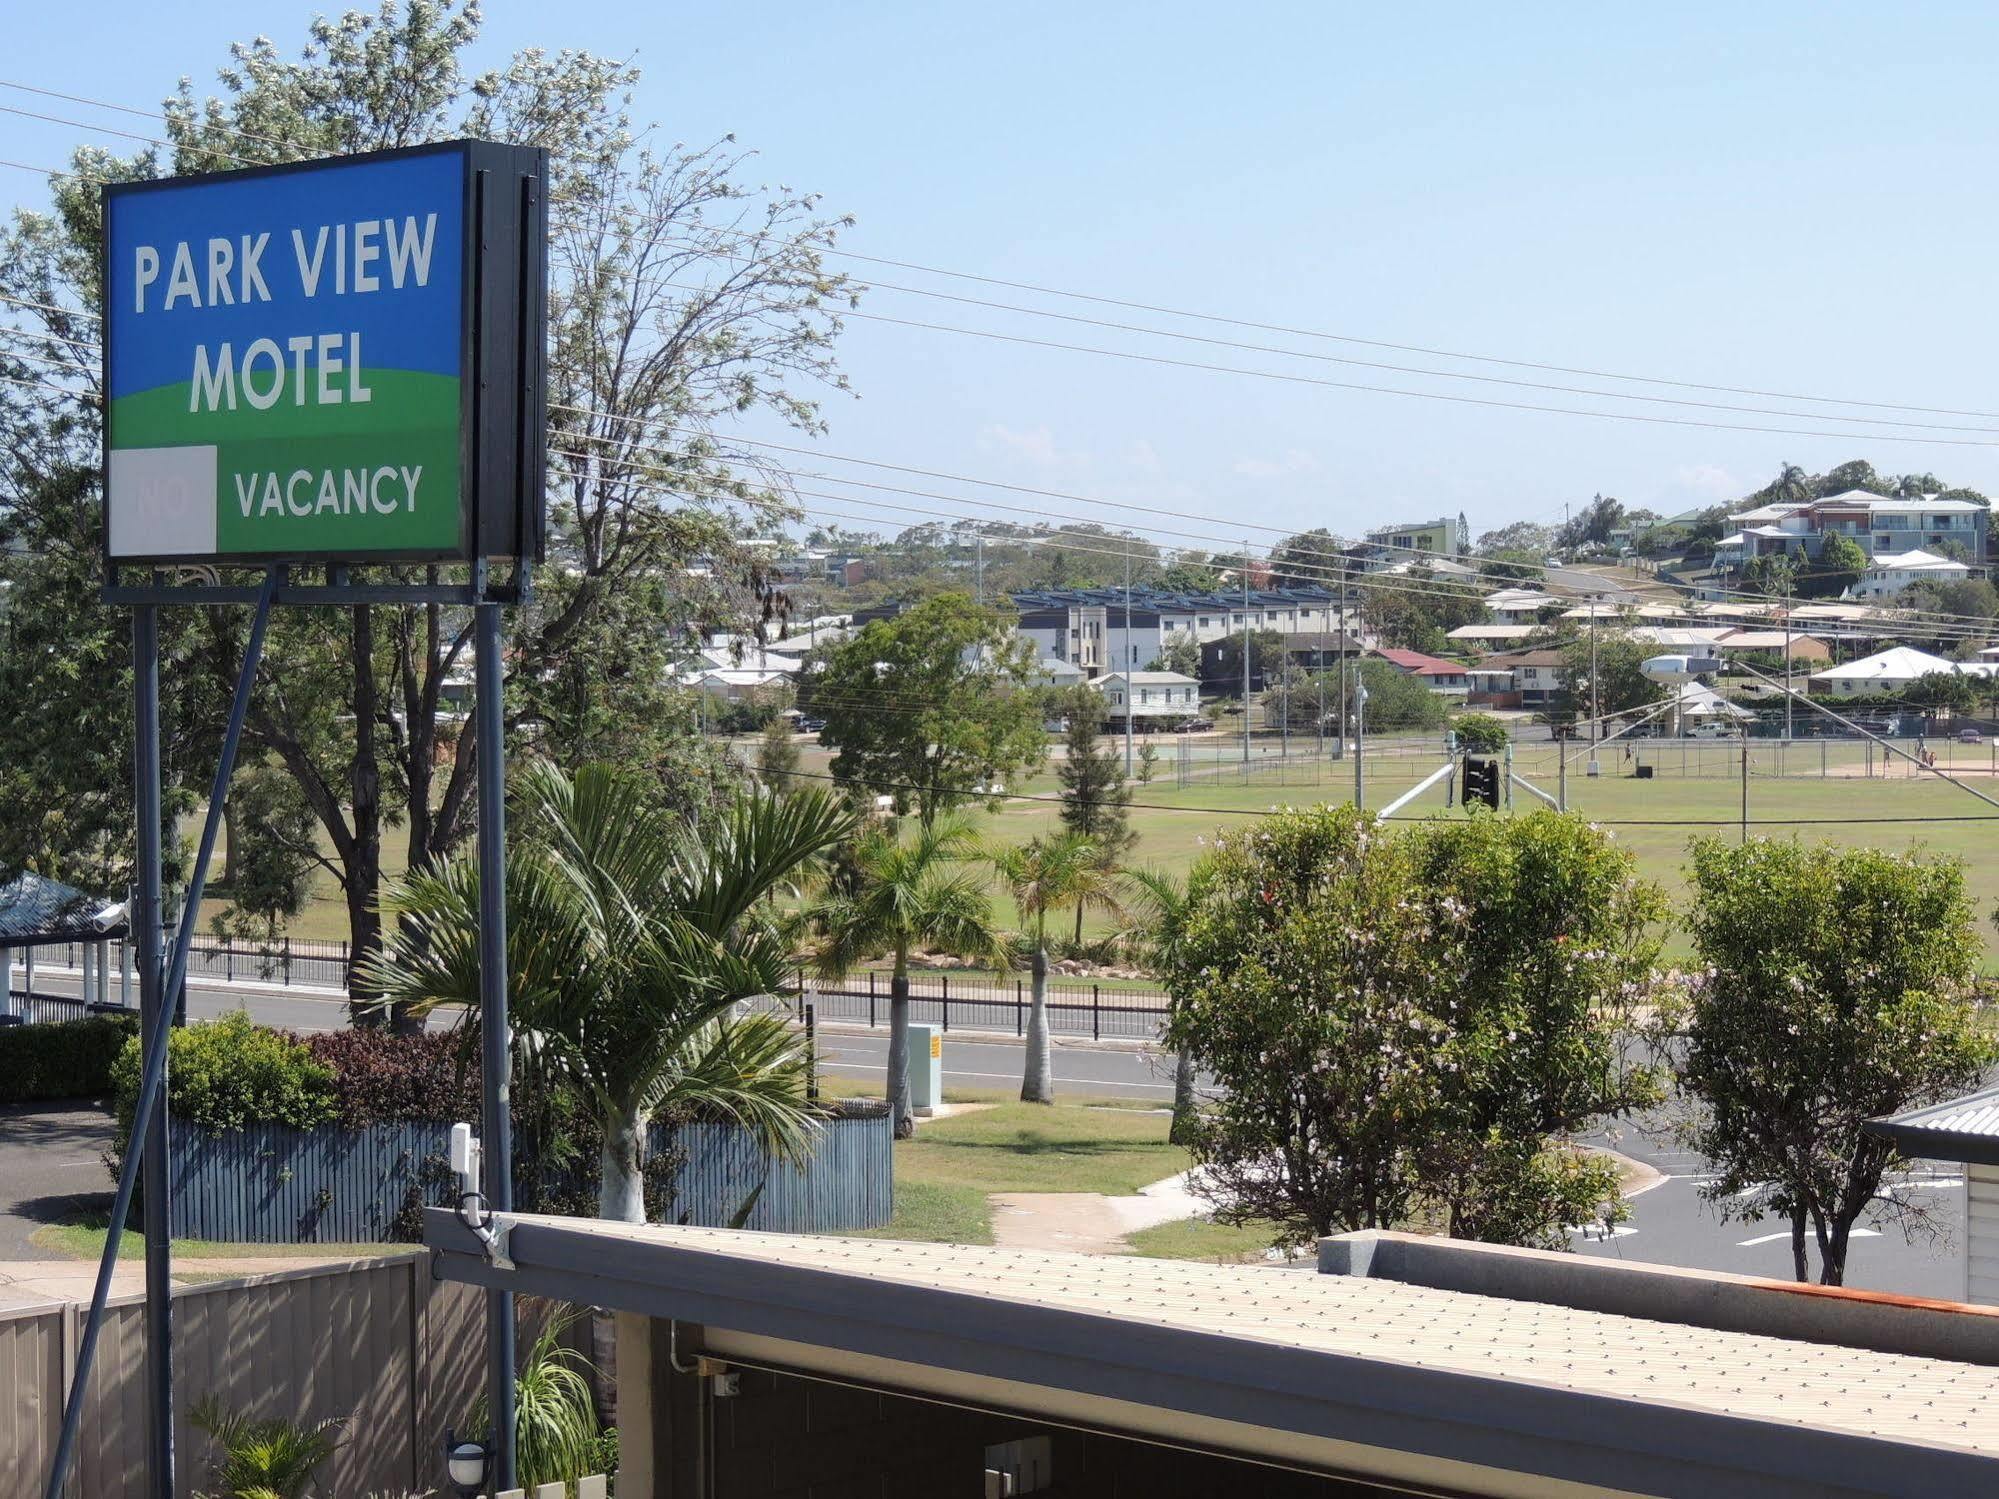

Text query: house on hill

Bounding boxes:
[1808,646,1964,696]
[1370,648,1469,695]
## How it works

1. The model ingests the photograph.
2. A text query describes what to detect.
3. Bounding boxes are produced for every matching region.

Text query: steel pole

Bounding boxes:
[47,571,277,1499]
[475,599,517,1490]
[1123,535,1134,778]
[1241,544,1251,765]
[136,603,170,1498]
[1740,737,1750,844]
[1353,673,1366,811]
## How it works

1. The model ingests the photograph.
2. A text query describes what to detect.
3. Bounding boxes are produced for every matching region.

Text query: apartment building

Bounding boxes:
[1362,517,1461,567]
[1009,587,1353,678]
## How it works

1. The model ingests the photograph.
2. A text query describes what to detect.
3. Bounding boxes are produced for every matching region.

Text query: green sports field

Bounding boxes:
[202,735,1999,965]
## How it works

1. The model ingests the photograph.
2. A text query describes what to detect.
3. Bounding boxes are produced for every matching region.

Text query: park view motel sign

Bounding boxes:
[102,140,545,566]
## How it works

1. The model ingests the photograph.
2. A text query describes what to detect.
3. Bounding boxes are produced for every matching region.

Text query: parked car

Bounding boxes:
[797,717,827,734]
[1960,728,1983,744]
[1171,718,1213,732]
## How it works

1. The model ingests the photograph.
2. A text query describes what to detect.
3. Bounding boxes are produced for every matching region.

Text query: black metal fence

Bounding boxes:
[796,970,1170,1041]
[29,935,351,990]
[0,990,122,1027]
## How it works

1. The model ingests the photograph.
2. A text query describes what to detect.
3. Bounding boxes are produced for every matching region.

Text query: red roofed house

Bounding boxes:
[1370,647,1469,696]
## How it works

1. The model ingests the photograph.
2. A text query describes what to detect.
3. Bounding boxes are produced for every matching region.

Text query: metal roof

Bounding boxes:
[1869,1085,1999,1166]
[429,1212,1999,1498]
[0,872,126,946]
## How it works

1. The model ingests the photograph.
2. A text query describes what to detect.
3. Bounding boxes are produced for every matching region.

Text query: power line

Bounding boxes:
[672,254,1999,436]
[13,81,1999,432]
[678,290,1999,451]
[9,77,1998,423]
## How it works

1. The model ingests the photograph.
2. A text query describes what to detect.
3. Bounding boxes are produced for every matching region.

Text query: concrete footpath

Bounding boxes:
[991,1170,1210,1255]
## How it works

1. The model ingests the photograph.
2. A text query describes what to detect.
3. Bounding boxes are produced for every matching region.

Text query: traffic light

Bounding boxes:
[1462,755,1501,809]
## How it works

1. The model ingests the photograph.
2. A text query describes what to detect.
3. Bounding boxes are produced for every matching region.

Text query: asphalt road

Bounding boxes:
[1575,1110,1966,1299]
[0,1103,114,1259]
[21,969,1972,1295]
[815,1029,1185,1101]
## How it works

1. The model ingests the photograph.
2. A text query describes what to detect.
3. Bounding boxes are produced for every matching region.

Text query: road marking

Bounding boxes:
[821,1060,1175,1093]
[1737,1229,1880,1247]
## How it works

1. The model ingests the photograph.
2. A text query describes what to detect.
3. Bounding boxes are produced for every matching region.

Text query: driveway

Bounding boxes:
[0,1101,115,1259]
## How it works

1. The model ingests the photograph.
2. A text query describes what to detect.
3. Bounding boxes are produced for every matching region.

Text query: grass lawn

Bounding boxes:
[894,1102,1190,1197]
[852,1180,994,1245]
[1122,1216,1285,1263]
[32,1220,423,1262]
[830,1094,1193,1245]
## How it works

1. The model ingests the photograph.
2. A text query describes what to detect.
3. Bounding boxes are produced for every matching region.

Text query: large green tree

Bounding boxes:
[1670,838,1995,1284]
[1160,807,1655,1248]
[1354,658,1448,731]
[811,594,1047,826]
[1553,629,1665,728]
[1269,528,1341,589]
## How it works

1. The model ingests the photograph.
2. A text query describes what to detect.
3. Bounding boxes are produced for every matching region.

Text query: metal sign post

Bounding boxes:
[474,592,516,1484]
[47,138,547,1499]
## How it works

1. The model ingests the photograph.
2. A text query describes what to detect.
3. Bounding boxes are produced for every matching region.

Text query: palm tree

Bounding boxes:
[988,831,1128,1104]
[807,817,1006,1137]
[1120,866,1198,1144]
[363,762,857,1222]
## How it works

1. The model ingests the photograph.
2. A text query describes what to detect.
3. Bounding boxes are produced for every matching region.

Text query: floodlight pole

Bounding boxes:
[475,592,518,1491]
[1241,543,1251,765]
[1123,534,1134,779]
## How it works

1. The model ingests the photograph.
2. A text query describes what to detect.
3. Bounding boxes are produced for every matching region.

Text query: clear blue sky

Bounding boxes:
[11,2,1999,544]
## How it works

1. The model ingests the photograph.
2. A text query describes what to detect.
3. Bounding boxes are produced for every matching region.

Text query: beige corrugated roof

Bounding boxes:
[558,1220,1999,1457]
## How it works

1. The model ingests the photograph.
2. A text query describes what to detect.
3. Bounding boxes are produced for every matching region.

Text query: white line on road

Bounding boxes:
[1736,1229,1880,1247]
[821,1059,1175,1093]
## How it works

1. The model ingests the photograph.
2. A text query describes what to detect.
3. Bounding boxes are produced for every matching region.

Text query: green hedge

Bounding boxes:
[0,1014,141,1104]
[109,1011,337,1146]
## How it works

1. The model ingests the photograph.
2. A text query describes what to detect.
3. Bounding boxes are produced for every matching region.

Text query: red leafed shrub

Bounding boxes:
[303,1028,479,1128]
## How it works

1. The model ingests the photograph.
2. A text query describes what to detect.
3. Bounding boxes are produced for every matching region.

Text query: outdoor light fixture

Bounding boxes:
[443,1429,489,1496]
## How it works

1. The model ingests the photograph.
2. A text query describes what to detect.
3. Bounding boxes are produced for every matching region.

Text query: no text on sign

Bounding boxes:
[102,139,547,566]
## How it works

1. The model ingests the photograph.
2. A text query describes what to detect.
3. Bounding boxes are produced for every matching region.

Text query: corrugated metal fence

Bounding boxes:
[0,1254,501,1498]
[169,1104,892,1243]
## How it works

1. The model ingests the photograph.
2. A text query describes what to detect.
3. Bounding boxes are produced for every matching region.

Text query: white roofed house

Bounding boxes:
[1094,670,1200,730]
[1850,548,1973,599]
[1807,645,1963,697]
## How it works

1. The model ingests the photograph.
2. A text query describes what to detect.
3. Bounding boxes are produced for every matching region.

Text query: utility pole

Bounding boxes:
[1123,533,1134,778]
[1590,596,1600,748]
[1241,541,1251,765]
[1353,671,1367,810]
[1782,583,1794,742]
[1337,563,1349,761]
[1588,594,1601,776]
[976,532,985,606]
[1740,733,1750,844]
